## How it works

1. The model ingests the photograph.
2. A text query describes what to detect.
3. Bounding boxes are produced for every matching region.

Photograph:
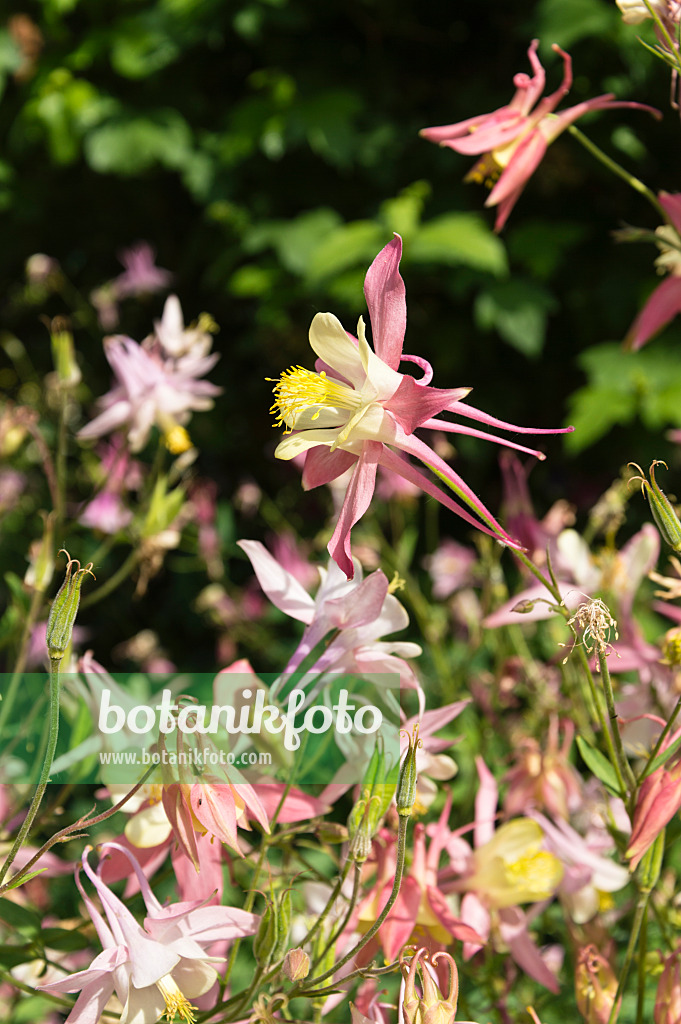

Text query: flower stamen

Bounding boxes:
[267,366,361,432]
[156,974,197,1023]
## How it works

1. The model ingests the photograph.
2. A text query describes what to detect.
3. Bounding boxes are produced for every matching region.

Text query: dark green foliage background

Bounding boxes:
[1,0,680,666]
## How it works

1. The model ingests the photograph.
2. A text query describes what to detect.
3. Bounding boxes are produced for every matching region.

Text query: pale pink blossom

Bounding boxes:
[113,242,172,300]
[269,236,572,578]
[422,539,476,599]
[421,40,659,231]
[39,843,259,1024]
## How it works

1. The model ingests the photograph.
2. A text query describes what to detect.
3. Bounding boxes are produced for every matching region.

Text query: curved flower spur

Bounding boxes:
[269,235,573,578]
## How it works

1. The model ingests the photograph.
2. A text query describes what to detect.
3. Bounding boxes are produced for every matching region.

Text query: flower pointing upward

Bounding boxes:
[270,235,572,578]
[420,40,660,231]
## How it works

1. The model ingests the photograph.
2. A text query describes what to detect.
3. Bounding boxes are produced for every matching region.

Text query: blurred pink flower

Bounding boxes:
[79,490,133,533]
[422,539,476,599]
[113,242,172,300]
[625,193,681,350]
[421,40,659,231]
[78,301,220,452]
[270,236,571,577]
[39,843,258,1024]
[238,539,422,693]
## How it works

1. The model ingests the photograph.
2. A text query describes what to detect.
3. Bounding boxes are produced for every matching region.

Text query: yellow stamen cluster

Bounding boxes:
[505,849,563,901]
[157,974,197,1023]
[164,424,193,455]
[465,152,503,189]
[268,366,359,432]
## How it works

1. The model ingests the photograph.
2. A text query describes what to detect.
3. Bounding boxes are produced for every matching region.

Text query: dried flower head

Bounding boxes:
[565,598,619,660]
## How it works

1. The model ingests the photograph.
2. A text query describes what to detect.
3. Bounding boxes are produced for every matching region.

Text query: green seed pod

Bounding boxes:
[45,551,95,663]
[272,888,292,962]
[397,725,421,818]
[630,461,681,552]
[253,897,278,968]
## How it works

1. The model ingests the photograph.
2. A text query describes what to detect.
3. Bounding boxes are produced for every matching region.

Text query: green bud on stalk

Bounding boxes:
[45,550,95,663]
[397,724,421,817]
[629,461,681,552]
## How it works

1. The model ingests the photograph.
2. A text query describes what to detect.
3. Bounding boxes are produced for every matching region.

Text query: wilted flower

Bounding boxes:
[421,40,659,231]
[269,236,571,577]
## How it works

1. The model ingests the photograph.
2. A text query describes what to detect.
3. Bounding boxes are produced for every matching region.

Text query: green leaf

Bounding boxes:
[408,213,508,276]
[244,208,342,276]
[536,0,619,49]
[84,110,194,176]
[39,927,92,952]
[305,221,385,283]
[576,735,622,796]
[643,731,681,776]
[0,942,36,968]
[1,868,47,891]
[0,897,42,935]
[474,279,557,358]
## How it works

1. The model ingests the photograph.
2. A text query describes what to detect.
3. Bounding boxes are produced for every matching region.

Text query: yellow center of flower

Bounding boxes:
[164,424,193,455]
[268,366,361,432]
[156,974,197,1023]
[465,152,504,189]
[504,849,563,901]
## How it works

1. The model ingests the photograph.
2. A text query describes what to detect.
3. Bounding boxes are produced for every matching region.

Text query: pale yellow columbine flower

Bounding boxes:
[465,818,563,909]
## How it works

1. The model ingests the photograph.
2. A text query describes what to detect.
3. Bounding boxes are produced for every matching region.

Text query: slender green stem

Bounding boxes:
[302,856,353,952]
[303,814,410,988]
[55,391,69,528]
[0,657,62,886]
[597,648,637,795]
[568,126,666,221]
[639,692,681,782]
[636,901,648,1024]
[79,550,138,609]
[315,861,362,967]
[0,586,44,743]
[607,891,650,1024]
[575,644,628,799]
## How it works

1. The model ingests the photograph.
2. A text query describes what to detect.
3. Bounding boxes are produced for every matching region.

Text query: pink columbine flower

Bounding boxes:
[78,298,221,453]
[625,193,681,350]
[238,539,422,693]
[39,843,259,1024]
[420,40,659,231]
[113,242,172,300]
[269,236,572,578]
[626,728,681,869]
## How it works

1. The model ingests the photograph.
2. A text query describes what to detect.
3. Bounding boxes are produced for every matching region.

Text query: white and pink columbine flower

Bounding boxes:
[78,296,220,453]
[269,236,572,578]
[39,842,259,1023]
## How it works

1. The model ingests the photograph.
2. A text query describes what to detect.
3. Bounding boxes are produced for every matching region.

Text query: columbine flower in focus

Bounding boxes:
[625,194,681,349]
[78,296,221,453]
[39,843,259,1024]
[269,236,572,578]
[420,40,659,231]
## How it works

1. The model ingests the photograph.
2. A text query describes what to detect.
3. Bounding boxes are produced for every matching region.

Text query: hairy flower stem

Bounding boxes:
[303,814,410,989]
[597,649,637,796]
[639,692,681,782]
[0,657,61,886]
[568,126,667,221]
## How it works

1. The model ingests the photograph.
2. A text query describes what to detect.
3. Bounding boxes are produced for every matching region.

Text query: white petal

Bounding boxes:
[309,313,366,389]
[274,430,337,459]
[237,540,315,623]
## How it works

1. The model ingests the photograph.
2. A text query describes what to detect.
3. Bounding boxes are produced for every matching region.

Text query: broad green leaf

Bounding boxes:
[305,221,385,283]
[84,110,193,176]
[536,0,619,49]
[408,213,508,276]
[0,897,42,934]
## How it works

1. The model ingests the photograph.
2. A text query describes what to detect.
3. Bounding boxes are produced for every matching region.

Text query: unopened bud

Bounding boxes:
[49,316,81,387]
[630,461,681,553]
[655,946,681,1024]
[512,599,538,614]
[45,551,95,662]
[282,948,310,983]
[575,945,619,1024]
[397,724,421,817]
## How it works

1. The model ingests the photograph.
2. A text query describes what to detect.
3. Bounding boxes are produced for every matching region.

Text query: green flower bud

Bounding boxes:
[253,897,278,968]
[45,551,95,663]
[49,316,81,387]
[397,724,421,817]
[630,461,681,552]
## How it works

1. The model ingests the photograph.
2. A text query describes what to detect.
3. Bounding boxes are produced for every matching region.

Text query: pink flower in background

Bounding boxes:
[39,843,259,1024]
[269,236,572,578]
[238,539,422,692]
[421,40,659,231]
[113,242,172,300]
[78,298,221,452]
[625,193,681,350]
[422,539,476,599]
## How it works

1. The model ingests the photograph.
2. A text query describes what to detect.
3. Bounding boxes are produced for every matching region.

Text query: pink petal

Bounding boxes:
[328,441,381,579]
[426,886,485,945]
[363,235,406,371]
[460,892,490,958]
[474,756,498,848]
[379,874,421,960]
[238,540,315,624]
[498,906,560,992]
[487,130,547,209]
[625,276,681,351]
[660,191,681,233]
[172,831,224,904]
[303,446,357,489]
[388,376,471,433]
[252,783,331,822]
